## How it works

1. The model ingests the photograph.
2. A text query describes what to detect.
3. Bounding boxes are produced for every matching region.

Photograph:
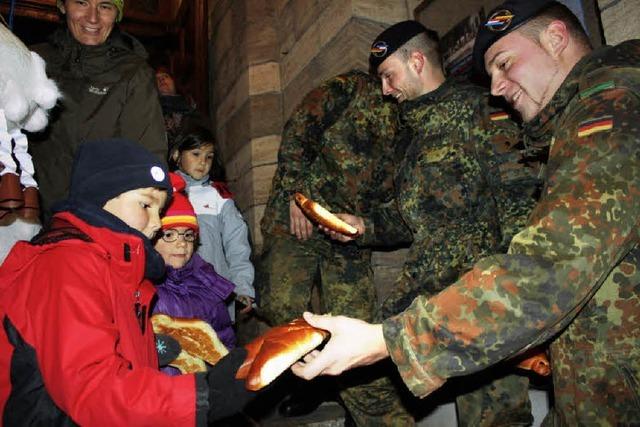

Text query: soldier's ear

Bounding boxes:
[409,51,425,75]
[540,20,569,60]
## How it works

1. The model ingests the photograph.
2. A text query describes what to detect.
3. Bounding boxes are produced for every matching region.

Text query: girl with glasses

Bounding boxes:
[152,173,236,375]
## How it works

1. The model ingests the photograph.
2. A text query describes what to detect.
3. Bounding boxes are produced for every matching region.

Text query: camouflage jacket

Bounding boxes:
[361,79,543,315]
[383,40,640,425]
[260,70,398,252]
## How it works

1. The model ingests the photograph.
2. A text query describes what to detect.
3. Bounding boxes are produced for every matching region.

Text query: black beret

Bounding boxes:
[370,20,430,70]
[472,0,560,75]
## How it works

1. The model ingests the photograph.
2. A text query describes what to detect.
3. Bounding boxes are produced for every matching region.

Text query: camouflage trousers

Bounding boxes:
[380,271,533,426]
[454,369,533,427]
[257,234,414,426]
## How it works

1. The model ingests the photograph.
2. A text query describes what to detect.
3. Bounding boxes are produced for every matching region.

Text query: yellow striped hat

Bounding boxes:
[162,173,199,231]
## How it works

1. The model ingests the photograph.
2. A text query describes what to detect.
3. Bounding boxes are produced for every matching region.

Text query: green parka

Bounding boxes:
[30,27,166,218]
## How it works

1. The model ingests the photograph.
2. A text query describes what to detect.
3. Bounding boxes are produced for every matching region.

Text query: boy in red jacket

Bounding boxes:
[0,138,254,425]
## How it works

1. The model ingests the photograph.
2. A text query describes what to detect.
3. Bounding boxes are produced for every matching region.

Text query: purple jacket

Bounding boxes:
[153,254,236,375]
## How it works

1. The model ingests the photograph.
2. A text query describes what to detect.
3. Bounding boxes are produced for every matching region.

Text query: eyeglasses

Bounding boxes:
[161,229,197,242]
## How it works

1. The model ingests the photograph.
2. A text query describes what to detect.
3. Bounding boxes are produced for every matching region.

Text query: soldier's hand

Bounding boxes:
[291,312,389,380]
[290,199,314,240]
[318,213,365,242]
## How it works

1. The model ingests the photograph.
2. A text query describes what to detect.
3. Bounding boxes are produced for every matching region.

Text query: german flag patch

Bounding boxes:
[578,116,613,138]
[490,111,509,121]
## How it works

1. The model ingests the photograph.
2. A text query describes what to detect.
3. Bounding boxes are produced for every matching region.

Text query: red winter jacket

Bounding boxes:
[0,212,207,425]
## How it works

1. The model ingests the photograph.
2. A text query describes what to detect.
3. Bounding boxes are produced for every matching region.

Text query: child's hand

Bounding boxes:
[237,295,254,314]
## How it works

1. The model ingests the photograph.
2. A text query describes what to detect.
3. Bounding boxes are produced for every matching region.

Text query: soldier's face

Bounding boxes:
[484,30,561,122]
[377,54,423,103]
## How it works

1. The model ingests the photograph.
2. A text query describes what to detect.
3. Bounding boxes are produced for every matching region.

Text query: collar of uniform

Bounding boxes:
[523,47,598,141]
[399,78,455,115]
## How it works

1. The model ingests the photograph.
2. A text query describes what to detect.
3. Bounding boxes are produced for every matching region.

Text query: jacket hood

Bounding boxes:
[51,199,165,280]
[49,25,149,60]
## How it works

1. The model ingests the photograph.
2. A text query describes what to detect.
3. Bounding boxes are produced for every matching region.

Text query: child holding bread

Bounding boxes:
[0,138,255,424]
[153,173,236,375]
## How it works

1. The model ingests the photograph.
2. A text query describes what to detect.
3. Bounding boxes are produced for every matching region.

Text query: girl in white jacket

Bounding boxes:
[169,122,255,321]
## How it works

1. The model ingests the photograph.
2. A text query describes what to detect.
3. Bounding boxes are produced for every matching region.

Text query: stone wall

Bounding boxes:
[208,0,281,253]
[597,0,640,44]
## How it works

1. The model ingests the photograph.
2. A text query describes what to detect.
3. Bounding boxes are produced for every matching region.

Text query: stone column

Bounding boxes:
[597,0,640,44]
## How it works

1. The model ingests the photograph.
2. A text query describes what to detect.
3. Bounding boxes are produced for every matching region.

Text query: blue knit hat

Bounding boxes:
[69,138,172,208]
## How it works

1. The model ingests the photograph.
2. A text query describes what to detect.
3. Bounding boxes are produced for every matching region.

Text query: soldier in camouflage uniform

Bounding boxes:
[341,21,541,426]
[257,69,413,425]
[292,1,640,425]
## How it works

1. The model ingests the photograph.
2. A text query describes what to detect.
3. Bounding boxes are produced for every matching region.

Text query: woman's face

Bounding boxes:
[63,0,118,46]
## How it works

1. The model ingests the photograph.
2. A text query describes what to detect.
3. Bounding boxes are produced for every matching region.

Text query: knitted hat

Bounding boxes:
[472,0,559,75]
[161,173,198,231]
[69,138,172,208]
[369,20,430,70]
[57,0,124,22]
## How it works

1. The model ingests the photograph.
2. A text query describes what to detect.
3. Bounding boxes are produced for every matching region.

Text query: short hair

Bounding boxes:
[396,30,442,69]
[517,3,592,50]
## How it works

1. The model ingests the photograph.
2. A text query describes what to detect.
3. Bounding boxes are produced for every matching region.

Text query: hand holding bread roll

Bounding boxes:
[151,314,229,374]
[294,193,359,237]
[236,318,329,390]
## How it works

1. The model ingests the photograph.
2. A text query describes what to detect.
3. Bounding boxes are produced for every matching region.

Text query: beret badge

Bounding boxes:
[370,41,389,57]
[485,9,515,32]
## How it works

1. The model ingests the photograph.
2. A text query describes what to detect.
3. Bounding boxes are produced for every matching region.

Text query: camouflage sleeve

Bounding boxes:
[274,74,358,196]
[360,199,413,247]
[382,86,640,398]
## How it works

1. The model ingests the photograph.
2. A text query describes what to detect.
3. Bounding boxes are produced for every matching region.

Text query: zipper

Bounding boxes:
[133,290,147,335]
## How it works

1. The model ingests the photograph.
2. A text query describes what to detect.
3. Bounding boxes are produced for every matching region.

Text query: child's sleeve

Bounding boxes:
[220,200,255,299]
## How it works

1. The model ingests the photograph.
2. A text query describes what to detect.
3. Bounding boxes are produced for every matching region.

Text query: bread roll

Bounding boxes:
[516,350,551,376]
[236,318,329,390]
[294,193,358,237]
[151,314,229,374]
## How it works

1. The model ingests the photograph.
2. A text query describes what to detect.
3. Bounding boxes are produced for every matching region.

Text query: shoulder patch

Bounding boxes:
[578,115,613,138]
[579,80,615,99]
[490,111,510,121]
